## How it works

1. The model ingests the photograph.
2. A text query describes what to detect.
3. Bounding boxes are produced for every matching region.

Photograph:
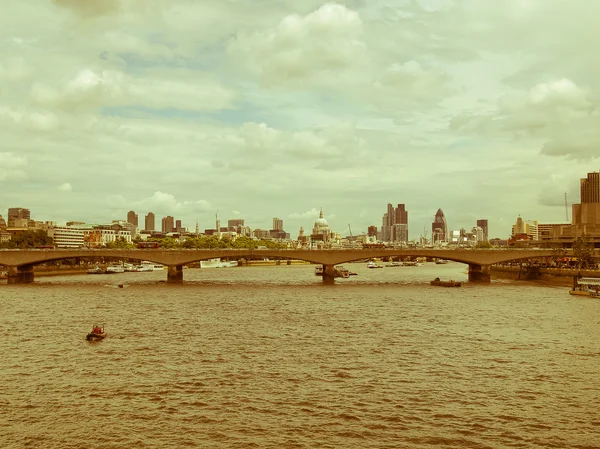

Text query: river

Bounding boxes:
[1,262,599,448]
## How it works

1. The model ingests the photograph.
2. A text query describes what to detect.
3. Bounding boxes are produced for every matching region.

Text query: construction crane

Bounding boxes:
[348,224,353,248]
[564,193,569,221]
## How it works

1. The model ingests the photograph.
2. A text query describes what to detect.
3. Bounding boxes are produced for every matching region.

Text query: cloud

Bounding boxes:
[53,0,121,17]
[228,3,366,87]
[58,182,72,192]
[450,78,600,161]
[0,152,28,181]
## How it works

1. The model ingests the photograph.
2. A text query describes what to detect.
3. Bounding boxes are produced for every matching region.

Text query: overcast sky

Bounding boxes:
[1,0,598,239]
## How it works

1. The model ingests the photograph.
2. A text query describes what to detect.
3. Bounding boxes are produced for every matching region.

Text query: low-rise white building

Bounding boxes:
[48,226,85,248]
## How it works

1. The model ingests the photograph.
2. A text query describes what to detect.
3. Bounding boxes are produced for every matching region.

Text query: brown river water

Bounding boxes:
[1,262,599,448]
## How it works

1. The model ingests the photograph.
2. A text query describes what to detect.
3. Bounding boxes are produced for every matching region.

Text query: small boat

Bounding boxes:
[106,265,125,274]
[335,266,350,278]
[431,277,461,287]
[386,261,403,267]
[367,261,383,269]
[87,266,104,274]
[435,259,449,264]
[570,277,600,297]
[315,266,324,276]
[86,324,106,341]
[1,271,8,279]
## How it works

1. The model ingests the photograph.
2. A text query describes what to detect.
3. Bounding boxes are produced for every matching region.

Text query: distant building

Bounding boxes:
[0,215,6,231]
[7,208,30,227]
[367,226,378,238]
[432,209,447,243]
[127,211,138,226]
[381,203,408,243]
[145,212,155,232]
[162,216,175,233]
[272,217,284,232]
[476,219,488,241]
[311,208,332,248]
[47,226,84,248]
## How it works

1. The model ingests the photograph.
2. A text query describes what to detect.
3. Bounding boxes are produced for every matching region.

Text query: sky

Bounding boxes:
[1,0,599,240]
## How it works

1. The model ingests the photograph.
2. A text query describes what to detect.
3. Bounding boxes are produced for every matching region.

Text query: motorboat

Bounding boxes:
[431,277,462,287]
[200,258,238,268]
[367,261,383,269]
[86,324,106,341]
[105,265,125,274]
[315,266,324,276]
[570,277,600,297]
[435,259,449,264]
[386,261,403,267]
[87,266,104,274]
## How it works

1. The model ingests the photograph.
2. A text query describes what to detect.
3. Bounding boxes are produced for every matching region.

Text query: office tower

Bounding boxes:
[162,216,174,233]
[381,203,408,243]
[580,172,600,203]
[127,210,138,226]
[145,212,155,231]
[367,226,378,237]
[228,219,245,228]
[476,219,488,241]
[273,217,284,231]
[432,209,447,242]
[175,219,182,232]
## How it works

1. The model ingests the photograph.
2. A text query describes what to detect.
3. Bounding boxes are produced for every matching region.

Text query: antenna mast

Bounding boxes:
[564,193,569,221]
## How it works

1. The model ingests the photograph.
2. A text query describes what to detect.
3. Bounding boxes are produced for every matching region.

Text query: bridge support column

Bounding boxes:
[6,265,35,284]
[322,264,336,285]
[468,264,491,283]
[167,265,184,284]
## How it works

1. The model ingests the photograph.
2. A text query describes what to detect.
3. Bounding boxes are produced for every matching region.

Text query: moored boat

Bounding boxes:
[200,258,238,268]
[570,277,600,297]
[431,277,461,287]
[87,266,104,274]
[86,324,106,341]
[105,265,125,274]
[367,261,383,269]
[435,259,449,264]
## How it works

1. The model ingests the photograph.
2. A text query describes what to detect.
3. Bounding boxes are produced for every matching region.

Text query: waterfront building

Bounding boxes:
[432,209,447,243]
[381,204,408,243]
[476,219,488,241]
[48,226,85,248]
[511,216,538,241]
[127,211,138,226]
[162,216,174,233]
[145,212,155,232]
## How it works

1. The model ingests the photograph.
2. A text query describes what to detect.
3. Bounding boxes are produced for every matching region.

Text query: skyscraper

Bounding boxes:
[144,212,155,232]
[127,210,138,226]
[273,217,284,231]
[162,216,174,233]
[476,219,488,241]
[381,203,408,243]
[580,171,600,203]
[432,209,447,242]
[7,207,30,227]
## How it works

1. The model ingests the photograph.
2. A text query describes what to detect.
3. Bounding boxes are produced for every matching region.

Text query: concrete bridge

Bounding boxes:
[0,248,564,284]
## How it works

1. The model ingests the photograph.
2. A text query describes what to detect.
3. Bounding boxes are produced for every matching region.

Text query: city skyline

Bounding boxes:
[2,1,599,239]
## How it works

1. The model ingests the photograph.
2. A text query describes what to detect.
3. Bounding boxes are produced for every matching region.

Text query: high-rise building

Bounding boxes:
[162,216,175,233]
[273,217,284,232]
[431,209,447,242]
[228,219,245,228]
[127,210,138,226]
[580,171,600,203]
[381,204,408,243]
[175,219,182,232]
[145,212,155,232]
[476,219,488,241]
[7,207,30,227]
[367,226,378,237]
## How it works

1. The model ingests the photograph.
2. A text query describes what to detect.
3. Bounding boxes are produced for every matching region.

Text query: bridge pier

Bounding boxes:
[468,264,491,283]
[322,264,336,285]
[167,265,184,284]
[6,265,35,284]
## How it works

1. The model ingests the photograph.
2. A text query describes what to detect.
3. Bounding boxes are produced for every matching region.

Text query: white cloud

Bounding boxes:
[58,182,72,192]
[0,153,28,181]
[228,3,366,87]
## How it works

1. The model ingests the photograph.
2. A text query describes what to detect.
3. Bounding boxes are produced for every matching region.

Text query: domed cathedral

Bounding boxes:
[431,208,447,243]
[310,208,332,248]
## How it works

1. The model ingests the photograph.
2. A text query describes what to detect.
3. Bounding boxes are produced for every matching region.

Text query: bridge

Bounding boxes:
[0,248,566,284]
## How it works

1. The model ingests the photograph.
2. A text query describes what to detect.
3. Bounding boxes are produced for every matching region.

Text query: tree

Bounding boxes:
[573,233,594,271]
[105,236,135,249]
[0,230,54,249]
[475,241,493,249]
